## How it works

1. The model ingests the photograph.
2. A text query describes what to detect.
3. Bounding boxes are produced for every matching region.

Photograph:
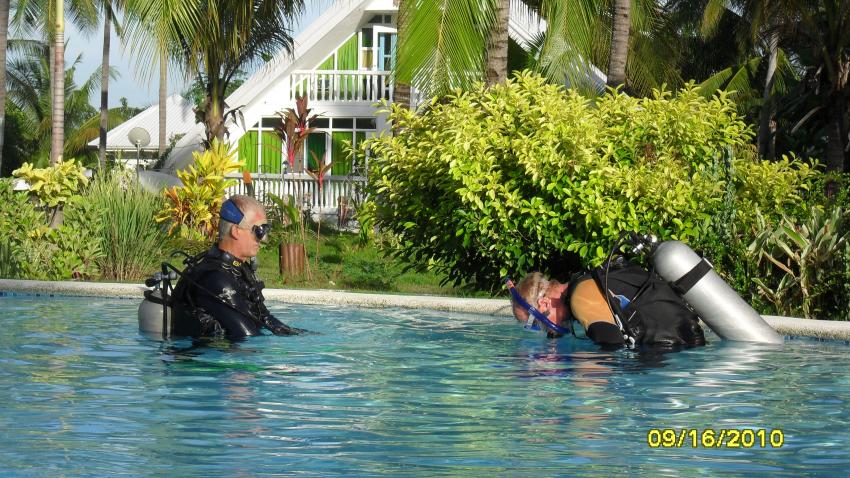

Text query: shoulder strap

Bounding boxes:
[591,267,636,345]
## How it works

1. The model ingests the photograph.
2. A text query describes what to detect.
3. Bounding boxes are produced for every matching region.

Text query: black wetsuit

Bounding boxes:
[171,245,300,339]
[561,265,705,349]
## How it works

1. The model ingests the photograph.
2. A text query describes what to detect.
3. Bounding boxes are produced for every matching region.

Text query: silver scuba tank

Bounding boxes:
[138,270,177,339]
[649,240,783,344]
[138,289,174,338]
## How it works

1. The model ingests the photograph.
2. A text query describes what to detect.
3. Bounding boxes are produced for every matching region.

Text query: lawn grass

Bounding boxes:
[254,230,489,297]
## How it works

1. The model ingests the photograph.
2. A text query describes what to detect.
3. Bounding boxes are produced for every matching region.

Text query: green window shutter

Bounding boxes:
[331,131,354,175]
[354,131,366,172]
[238,131,259,173]
[338,35,358,69]
[337,35,358,100]
[318,55,334,70]
[306,132,326,171]
[260,132,282,174]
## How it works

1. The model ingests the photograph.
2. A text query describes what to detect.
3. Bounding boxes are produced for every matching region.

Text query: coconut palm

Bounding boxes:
[397,0,678,100]
[607,0,630,89]
[5,40,123,165]
[0,0,10,175]
[123,0,199,158]
[97,0,122,170]
[11,0,98,164]
[126,0,304,146]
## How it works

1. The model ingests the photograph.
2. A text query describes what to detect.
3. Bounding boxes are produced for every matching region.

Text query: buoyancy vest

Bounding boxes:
[564,259,706,348]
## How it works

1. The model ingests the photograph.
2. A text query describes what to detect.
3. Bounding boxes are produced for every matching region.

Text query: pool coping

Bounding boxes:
[2,278,849,341]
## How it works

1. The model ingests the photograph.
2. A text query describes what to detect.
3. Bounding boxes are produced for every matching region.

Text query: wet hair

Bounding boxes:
[510,272,551,322]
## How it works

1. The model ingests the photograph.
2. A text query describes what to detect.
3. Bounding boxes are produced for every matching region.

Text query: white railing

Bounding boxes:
[289,70,393,103]
[226,173,366,212]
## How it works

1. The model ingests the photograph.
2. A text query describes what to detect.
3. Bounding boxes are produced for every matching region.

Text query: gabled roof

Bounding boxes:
[163,0,383,172]
[88,94,195,151]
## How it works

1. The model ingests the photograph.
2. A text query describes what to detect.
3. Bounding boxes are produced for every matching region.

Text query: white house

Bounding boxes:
[108,0,602,212]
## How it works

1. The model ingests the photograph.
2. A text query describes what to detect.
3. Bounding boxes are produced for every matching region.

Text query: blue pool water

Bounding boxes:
[1,294,849,477]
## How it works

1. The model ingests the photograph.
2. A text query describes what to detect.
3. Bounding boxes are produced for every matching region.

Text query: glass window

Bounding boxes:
[261,117,282,129]
[332,118,354,129]
[356,118,377,129]
[306,132,327,171]
[368,15,381,24]
[362,28,373,47]
[311,117,329,128]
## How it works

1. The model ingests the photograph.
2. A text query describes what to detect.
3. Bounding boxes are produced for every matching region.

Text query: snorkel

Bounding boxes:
[505,278,572,336]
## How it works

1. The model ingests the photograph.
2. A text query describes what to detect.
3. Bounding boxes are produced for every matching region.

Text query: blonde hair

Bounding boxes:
[511,272,551,322]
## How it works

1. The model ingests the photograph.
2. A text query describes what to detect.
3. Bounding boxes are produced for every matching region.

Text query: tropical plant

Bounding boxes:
[0,0,9,175]
[398,0,678,99]
[4,40,124,166]
[126,0,304,144]
[156,138,242,241]
[748,206,850,320]
[306,151,332,266]
[267,192,305,244]
[12,158,87,224]
[87,172,167,280]
[275,94,317,171]
[362,72,763,291]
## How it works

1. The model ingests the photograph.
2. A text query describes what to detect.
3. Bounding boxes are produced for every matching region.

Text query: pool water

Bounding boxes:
[1,294,849,477]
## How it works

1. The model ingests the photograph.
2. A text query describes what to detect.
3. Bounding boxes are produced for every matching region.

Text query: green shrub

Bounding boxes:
[87,173,167,280]
[362,71,757,291]
[0,179,43,278]
[746,206,850,320]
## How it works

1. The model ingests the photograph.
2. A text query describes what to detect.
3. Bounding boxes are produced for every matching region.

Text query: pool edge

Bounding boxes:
[2,278,849,341]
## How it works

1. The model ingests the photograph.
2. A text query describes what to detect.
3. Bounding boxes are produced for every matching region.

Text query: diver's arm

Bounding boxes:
[194,270,262,338]
[255,294,303,336]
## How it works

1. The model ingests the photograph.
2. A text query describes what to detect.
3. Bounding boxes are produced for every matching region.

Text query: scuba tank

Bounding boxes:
[138,268,177,339]
[628,235,783,344]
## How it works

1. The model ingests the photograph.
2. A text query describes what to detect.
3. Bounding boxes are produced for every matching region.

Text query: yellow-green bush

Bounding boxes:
[363,71,815,292]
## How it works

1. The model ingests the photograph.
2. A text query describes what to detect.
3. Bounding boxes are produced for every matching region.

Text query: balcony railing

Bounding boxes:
[226,173,366,213]
[289,70,392,103]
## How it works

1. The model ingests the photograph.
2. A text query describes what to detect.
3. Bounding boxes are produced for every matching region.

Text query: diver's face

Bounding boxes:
[233,208,267,260]
[538,282,569,325]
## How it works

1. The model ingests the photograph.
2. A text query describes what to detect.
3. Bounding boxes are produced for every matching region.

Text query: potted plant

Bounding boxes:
[268,193,307,277]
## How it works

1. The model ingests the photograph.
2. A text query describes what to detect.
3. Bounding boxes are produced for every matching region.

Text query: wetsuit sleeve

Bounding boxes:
[255,293,303,336]
[194,269,262,339]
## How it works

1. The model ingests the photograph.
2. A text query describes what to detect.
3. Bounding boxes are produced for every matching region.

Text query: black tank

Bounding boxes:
[171,245,300,339]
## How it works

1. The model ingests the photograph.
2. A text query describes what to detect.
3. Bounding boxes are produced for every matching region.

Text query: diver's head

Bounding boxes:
[219,195,269,261]
[511,272,569,327]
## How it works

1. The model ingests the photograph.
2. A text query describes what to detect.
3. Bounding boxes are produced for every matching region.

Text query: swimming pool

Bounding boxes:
[1,294,848,477]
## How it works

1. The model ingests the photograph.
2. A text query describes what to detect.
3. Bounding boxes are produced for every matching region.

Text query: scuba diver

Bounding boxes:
[168,195,302,339]
[508,260,706,349]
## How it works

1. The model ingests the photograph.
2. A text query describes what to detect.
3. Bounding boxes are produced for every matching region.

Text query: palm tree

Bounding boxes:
[396,0,676,100]
[123,0,195,158]
[485,0,509,86]
[607,0,630,89]
[127,0,303,146]
[0,0,10,175]
[786,1,850,173]
[5,40,123,164]
[11,0,97,164]
[98,0,122,170]
[391,0,410,111]
[701,0,794,159]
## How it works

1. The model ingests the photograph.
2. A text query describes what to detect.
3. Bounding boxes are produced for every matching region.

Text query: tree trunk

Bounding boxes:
[484,0,509,86]
[204,80,226,145]
[159,49,167,156]
[824,103,847,173]
[607,0,630,90]
[392,0,410,112]
[0,0,9,175]
[51,0,65,165]
[98,2,112,171]
[758,30,779,160]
